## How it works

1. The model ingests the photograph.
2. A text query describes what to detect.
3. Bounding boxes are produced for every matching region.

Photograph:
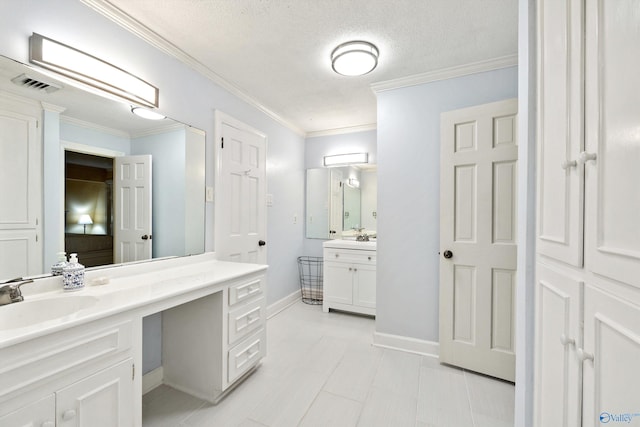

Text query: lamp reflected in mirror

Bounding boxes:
[78,214,93,234]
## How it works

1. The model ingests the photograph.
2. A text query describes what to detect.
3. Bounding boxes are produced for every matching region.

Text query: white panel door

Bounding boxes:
[57,359,134,427]
[215,112,267,264]
[114,155,152,263]
[0,105,42,279]
[536,0,585,267]
[581,285,640,427]
[439,99,518,382]
[584,0,640,288]
[534,263,583,427]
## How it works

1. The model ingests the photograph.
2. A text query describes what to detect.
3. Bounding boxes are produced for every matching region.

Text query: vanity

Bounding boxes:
[0,253,267,427]
[322,240,376,316]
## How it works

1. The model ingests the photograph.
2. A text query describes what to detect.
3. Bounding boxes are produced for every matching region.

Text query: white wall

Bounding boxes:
[0,0,305,307]
[375,66,518,342]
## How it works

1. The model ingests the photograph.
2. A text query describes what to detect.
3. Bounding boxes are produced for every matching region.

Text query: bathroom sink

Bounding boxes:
[0,295,99,330]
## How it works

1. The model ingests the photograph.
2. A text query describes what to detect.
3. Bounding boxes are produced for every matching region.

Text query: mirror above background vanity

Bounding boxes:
[0,55,206,280]
[305,165,377,239]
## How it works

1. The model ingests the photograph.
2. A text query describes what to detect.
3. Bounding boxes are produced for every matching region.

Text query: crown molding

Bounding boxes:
[130,122,185,139]
[60,115,130,139]
[306,123,377,139]
[371,54,518,93]
[80,0,306,137]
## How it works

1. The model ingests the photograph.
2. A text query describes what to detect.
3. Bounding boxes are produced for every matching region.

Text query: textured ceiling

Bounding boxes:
[99,0,518,134]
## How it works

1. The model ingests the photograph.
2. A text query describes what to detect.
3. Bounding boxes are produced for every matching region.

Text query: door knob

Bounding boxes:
[578,151,597,164]
[577,348,594,362]
[560,333,575,346]
[62,410,76,421]
[443,250,453,259]
[258,240,266,247]
[142,234,152,240]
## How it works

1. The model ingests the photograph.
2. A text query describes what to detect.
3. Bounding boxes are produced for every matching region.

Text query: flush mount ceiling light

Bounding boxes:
[331,41,379,76]
[29,33,159,108]
[131,106,165,121]
[324,152,369,167]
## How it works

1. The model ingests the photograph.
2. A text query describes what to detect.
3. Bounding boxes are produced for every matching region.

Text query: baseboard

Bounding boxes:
[267,289,301,319]
[373,332,440,358]
[142,366,163,395]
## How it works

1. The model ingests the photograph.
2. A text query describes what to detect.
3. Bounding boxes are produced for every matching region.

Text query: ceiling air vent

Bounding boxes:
[11,73,62,93]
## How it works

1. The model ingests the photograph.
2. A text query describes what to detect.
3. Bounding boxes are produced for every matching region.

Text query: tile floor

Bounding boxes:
[142,301,514,427]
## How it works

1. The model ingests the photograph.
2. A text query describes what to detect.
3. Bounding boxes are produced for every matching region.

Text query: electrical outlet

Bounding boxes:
[293,214,297,224]
[205,187,214,202]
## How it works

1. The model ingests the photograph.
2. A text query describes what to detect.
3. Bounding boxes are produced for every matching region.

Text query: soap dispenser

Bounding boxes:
[51,252,68,276]
[63,253,85,291]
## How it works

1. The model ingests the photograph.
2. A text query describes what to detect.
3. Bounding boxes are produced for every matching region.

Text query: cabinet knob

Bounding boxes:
[258,240,266,247]
[349,267,352,271]
[368,256,372,260]
[62,410,77,421]
[577,348,594,362]
[353,268,357,272]
[335,253,339,258]
[561,159,577,170]
[578,151,597,164]
[559,333,575,346]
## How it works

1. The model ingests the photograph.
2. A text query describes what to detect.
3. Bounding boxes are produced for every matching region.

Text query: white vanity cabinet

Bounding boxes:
[0,315,137,427]
[534,1,640,425]
[322,240,376,316]
[0,254,268,427]
[162,272,266,402]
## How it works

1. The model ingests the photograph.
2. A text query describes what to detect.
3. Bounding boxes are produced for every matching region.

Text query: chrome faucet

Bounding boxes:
[0,278,34,306]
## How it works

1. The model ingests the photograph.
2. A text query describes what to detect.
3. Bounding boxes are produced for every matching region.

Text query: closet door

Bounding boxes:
[536,0,584,267]
[581,285,640,427]
[584,0,640,288]
[534,264,582,427]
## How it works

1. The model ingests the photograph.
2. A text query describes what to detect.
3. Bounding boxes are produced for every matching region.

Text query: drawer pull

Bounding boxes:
[62,410,76,421]
[368,256,372,260]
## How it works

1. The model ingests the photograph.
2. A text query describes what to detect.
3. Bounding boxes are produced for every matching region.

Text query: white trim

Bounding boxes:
[60,115,130,139]
[267,290,301,319]
[59,141,124,249]
[306,123,377,138]
[80,0,306,137]
[371,54,518,93]
[142,366,163,395]
[373,332,440,358]
[41,102,66,114]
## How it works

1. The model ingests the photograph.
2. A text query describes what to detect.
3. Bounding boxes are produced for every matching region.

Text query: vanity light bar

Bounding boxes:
[29,33,159,108]
[323,152,369,167]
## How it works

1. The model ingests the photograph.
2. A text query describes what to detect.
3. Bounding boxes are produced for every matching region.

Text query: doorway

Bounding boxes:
[64,151,114,268]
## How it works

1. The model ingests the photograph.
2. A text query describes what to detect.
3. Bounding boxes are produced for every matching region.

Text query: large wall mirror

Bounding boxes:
[0,55,206,280]
[305,165,377,239]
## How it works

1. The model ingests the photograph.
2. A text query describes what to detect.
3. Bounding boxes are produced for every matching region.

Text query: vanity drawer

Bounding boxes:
[228,297,265,345]
[325,249,376,265]
[228,328,266,384]
[228,276,264,306]
[0,319,133,398]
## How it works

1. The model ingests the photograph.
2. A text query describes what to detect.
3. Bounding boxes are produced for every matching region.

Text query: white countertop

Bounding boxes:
[0,253,267,348]
[322,239,377,251]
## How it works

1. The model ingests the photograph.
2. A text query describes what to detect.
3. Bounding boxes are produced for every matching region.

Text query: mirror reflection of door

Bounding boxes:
[64,151,115,268]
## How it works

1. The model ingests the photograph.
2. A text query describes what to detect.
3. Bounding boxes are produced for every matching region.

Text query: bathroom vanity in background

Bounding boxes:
[0,253,267,427]
[322,240,376,316]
